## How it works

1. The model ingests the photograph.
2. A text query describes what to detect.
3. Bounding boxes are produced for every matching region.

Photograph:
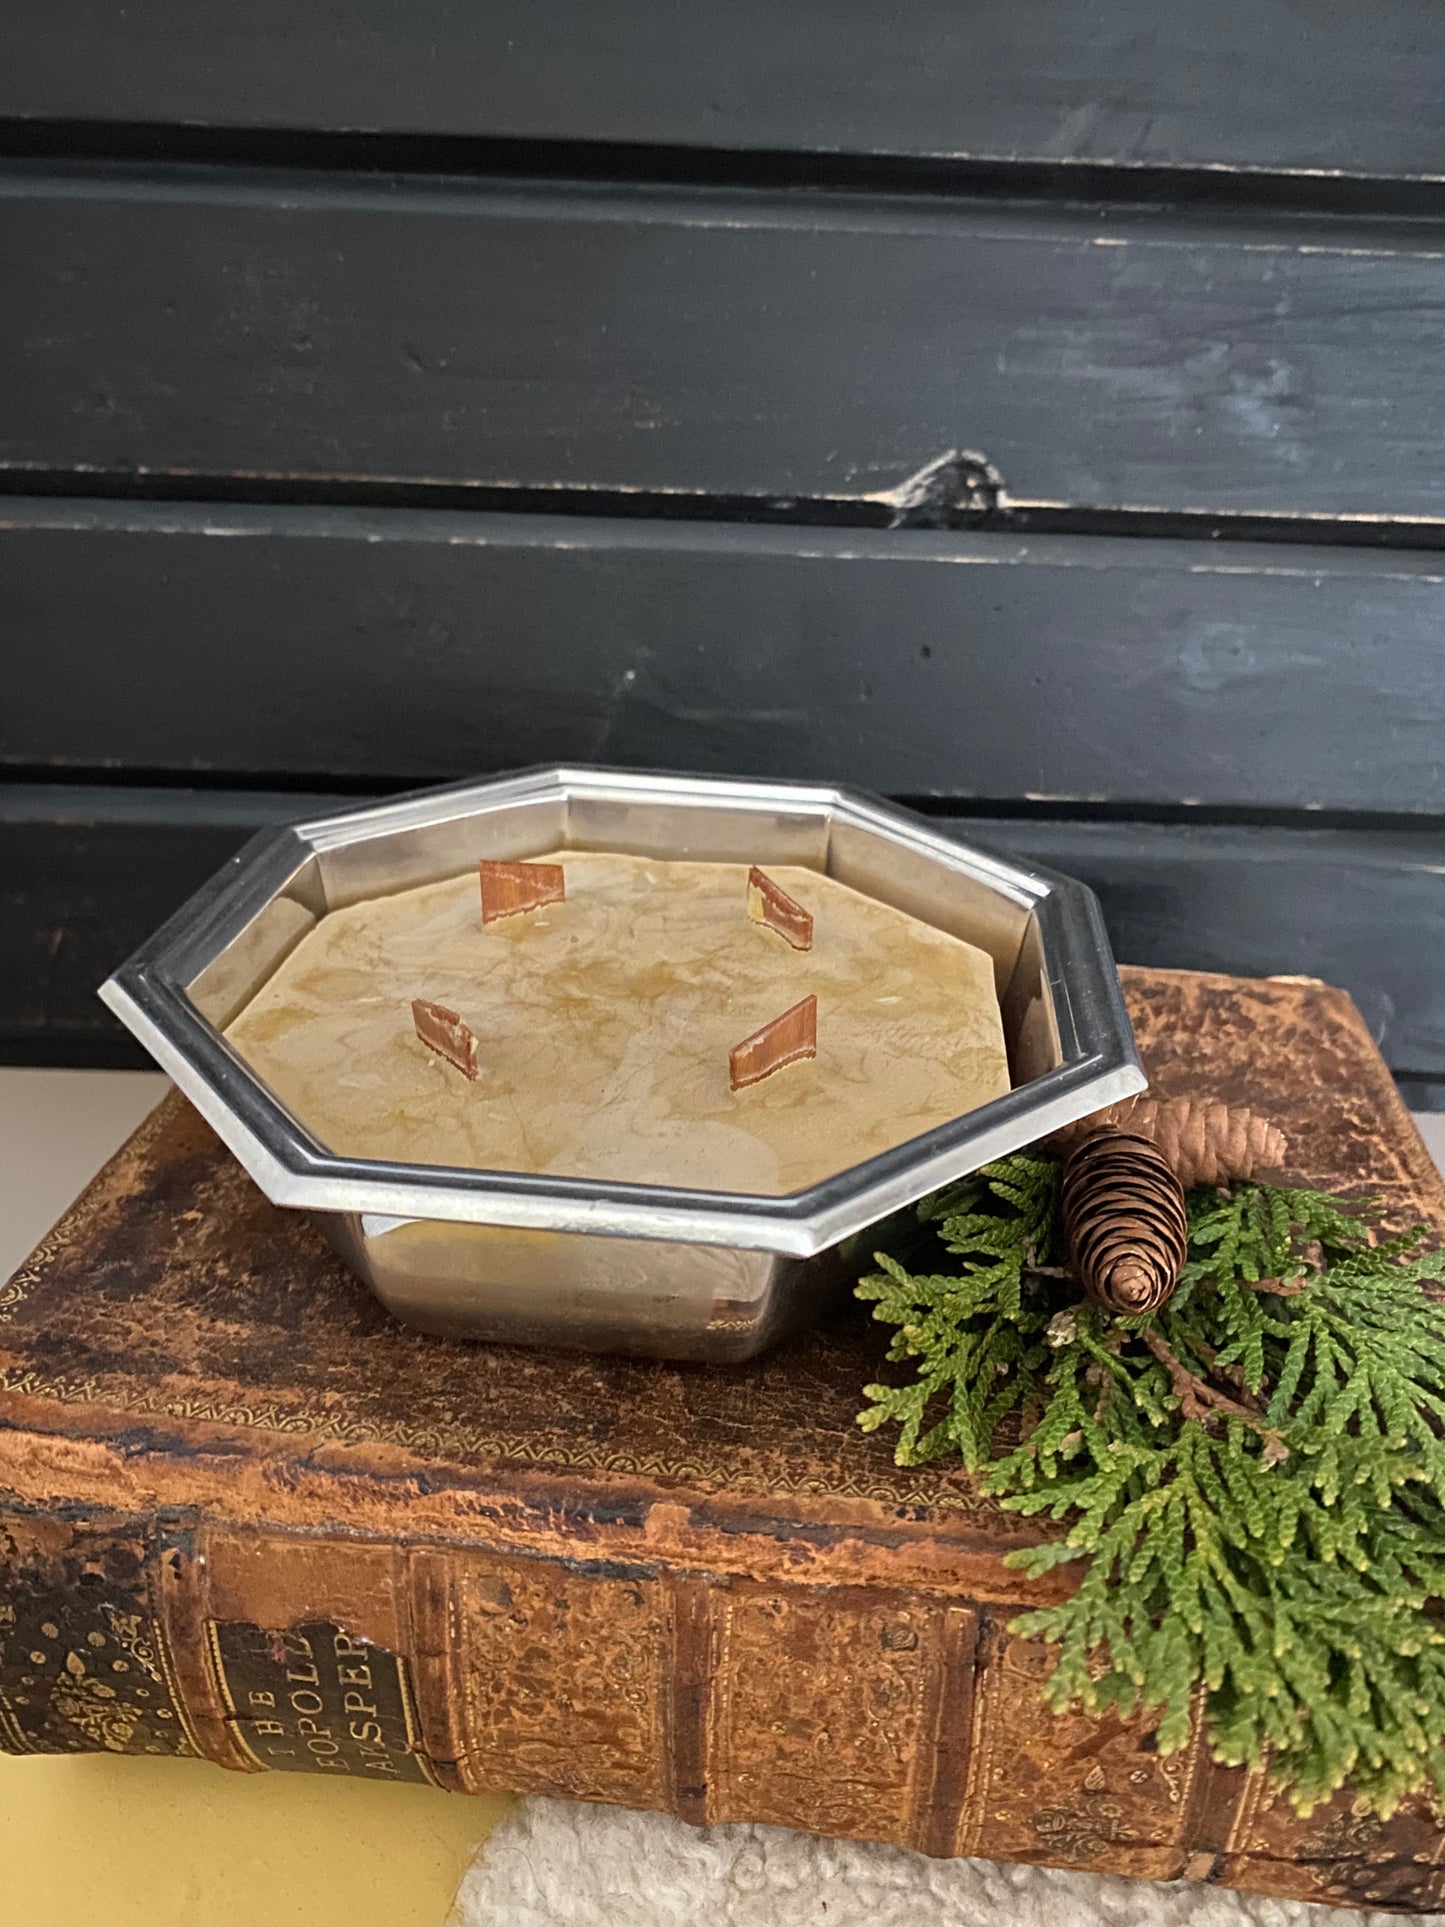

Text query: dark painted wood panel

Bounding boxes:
[5,169,1445,519]
[0,786,345,1065]
[964,819,1445,1090]
[4,786,1441,1093]
[2,3,1442,183]
[4,502,1443,814]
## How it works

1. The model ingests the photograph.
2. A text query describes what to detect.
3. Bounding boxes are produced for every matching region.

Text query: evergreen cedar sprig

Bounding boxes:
[856,1156,1445,1815]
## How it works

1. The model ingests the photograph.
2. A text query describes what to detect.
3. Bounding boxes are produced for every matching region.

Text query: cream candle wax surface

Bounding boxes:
[225,852,1010,1196]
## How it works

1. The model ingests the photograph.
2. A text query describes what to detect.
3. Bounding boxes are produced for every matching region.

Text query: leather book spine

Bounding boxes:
[0,1505,455,1789]
[0,1507,205,1767]
[3,1498,1441,1910]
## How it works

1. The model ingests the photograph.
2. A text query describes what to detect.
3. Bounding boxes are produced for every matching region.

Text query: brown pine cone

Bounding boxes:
[1061,1128,1189,1315]
[1055,1094,1287,1191]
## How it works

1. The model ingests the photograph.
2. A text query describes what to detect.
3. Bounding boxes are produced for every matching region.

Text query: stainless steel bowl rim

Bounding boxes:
[101,766,1144,1258]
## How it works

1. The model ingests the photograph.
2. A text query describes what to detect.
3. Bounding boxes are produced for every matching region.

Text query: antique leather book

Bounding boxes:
[3,967,1443,1913]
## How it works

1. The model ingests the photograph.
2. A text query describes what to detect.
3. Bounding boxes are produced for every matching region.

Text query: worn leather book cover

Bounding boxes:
[2,968,1443,1912]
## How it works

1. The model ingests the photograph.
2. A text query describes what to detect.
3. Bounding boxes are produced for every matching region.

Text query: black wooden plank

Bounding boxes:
[2,3,1442,184]
[1397,1077,1445,1116]
[4,167,1445,520]
[0,786,344,1065]
[4,501,1444,815]
[4,786,1441,1091]
[961,819,1445,1091]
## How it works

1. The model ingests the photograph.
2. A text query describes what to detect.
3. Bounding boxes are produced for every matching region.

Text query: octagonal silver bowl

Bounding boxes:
[101,767,1143,1361]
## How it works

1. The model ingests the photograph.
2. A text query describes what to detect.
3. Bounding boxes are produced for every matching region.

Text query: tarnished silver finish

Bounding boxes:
[101,767,1143,1360]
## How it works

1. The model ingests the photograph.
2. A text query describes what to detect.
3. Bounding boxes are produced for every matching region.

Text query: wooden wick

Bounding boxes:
[746,866,813,951]
[479,859,565,924]
[411,997,479,1079]
[730,994,817,1091]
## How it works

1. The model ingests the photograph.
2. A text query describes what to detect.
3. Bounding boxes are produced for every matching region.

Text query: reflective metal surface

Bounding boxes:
[101,767,1143,1359]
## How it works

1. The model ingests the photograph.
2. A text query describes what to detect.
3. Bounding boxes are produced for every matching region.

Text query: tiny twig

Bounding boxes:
[1024,1243,1077,1283]
[1242,1275,1307,1296]
[1140,1327,1283,1452]
[1184,1333,1266,1412]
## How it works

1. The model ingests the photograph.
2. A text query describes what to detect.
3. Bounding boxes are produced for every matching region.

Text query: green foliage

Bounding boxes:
[857,1156,1445,1814]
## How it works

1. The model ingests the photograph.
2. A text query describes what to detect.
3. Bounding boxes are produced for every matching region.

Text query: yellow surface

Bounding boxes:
[0,1750,512,1927]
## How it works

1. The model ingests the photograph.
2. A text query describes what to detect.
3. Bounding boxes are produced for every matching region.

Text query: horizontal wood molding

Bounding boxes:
[2,784,1441,1093]
[2,3,1442,185]
[4,168,1445,520]
[3,502,1443,815]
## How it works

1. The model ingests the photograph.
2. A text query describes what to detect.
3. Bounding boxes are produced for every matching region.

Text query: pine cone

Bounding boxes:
[1055,1095,1287,1191]
[1061,1128,1189,1315]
